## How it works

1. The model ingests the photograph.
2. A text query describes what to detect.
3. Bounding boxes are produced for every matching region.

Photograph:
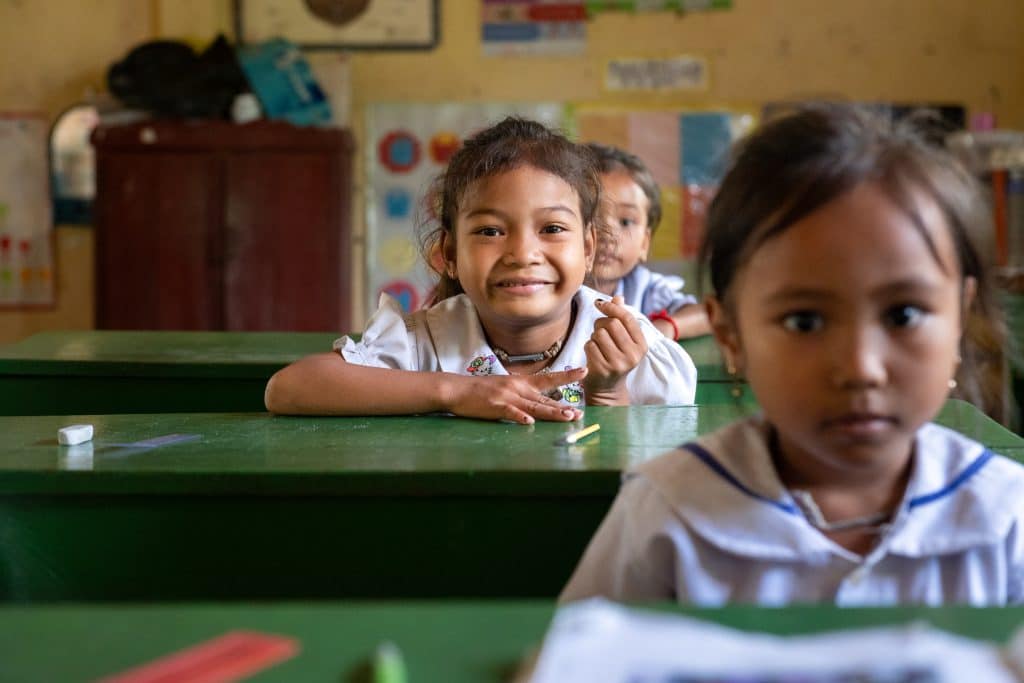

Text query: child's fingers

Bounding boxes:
[595,297,646,346]
[584,336,611,371]
[533,366,588,389]
[592,316,639,354]
[508,392,580,423]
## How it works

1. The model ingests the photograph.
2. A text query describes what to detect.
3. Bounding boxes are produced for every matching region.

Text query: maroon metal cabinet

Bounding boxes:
[91,120,353,331]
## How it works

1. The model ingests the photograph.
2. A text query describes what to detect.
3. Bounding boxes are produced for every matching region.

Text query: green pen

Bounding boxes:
[374,641,408,683]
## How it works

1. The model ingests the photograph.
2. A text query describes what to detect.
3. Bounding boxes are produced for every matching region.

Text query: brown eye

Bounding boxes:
[781,311,823,333]
[886,305,925,328]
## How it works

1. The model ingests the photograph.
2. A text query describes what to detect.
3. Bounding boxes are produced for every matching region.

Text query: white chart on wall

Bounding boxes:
[0,114,54,308]
[365,102,565,316]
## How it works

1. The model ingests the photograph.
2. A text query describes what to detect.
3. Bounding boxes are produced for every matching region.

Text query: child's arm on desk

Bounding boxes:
[650,303,711,340]
[673,303,712,338]
[265,353,585,424]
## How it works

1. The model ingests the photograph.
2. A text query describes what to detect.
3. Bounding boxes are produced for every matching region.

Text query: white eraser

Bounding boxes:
[58,424,93,446]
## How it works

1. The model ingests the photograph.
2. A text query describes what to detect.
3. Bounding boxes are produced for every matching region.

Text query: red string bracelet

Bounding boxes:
[648,309,679,341]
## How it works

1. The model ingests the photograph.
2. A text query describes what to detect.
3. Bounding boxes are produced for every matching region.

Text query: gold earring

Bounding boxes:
[726,362,744,399]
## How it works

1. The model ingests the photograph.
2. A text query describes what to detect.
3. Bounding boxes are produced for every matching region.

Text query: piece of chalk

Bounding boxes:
[58,424,93,446]
[557,423,601,445]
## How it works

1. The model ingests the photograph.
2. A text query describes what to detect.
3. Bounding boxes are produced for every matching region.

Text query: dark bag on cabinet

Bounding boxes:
[107,35,248,119]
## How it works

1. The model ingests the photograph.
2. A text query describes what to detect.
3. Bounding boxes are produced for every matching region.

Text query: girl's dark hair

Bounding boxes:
[419,116,604,301]
[586,142,663,232]
[700,103,1007,420]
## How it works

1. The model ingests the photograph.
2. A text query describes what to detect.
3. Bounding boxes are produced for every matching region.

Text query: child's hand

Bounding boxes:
[584,296,648,405]
[443,367,587,425]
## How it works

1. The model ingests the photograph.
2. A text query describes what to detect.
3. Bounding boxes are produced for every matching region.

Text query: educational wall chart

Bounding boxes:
[576,107,754,262]
[366,102,566,314]
[481,0,587,56]
[0,114,54,308]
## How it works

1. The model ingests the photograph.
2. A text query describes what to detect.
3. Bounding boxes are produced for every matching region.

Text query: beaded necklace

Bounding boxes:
[491,339,564,365]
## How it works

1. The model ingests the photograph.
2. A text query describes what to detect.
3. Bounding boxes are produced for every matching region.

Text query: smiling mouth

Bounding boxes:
[491,279,554,294]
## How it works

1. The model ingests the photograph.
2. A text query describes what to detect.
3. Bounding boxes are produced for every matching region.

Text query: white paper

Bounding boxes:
[530,599,1017,683]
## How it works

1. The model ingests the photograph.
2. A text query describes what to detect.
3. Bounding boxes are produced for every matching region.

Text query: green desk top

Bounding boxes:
[0,331,339,378]
[1,601,1022,682]
[2,401,1021,603]
[0,330,729,379]
[0,401,1020,496]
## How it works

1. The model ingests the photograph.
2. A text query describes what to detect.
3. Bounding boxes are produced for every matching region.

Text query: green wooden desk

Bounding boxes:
[2,601,1023,682]
[0,331,728,415]
[0,331,336,415]
[1003,287,1024,434]
[0,401,1020,604]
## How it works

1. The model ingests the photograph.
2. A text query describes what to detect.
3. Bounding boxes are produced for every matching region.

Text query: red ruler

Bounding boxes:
[99,631,299,683]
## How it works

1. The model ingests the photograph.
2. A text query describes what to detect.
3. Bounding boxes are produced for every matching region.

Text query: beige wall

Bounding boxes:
[0,0,153,343]
[2,0,1022,342]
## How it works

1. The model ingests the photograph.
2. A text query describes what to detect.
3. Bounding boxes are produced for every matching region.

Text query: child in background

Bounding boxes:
[587,143,710,340]
[265,118,696,422]
[561,104,1024,605]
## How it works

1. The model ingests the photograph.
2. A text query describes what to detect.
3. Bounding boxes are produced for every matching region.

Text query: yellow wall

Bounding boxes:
[2,0,1022,341]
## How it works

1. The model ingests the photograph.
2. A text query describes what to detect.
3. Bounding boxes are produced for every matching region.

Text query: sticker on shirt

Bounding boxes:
[539,365,584,406]
[466,354,499,375]
[559,381,584,405]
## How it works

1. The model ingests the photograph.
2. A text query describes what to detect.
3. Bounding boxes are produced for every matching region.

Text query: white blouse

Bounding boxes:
[335,285,697,406]
[614,265,698,316]
[561,417,1024,606]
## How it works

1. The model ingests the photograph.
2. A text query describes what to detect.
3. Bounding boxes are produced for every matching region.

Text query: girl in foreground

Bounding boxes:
[561,104,1024,605]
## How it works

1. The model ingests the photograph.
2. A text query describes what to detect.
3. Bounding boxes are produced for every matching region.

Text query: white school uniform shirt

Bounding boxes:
[560,417,1024,606]
[614,264,698,317]
[334,285,697,406]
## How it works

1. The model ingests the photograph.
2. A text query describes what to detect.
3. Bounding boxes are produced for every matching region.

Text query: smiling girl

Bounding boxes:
[561,104,1024,605]
[265,117,696,422]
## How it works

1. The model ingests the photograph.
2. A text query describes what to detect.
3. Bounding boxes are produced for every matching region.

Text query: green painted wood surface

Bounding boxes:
[0,400,1018,494]
[2,602,1023,682]
[0,331,727,414]
[0,401,1020,603]
[1003,290,1024,432]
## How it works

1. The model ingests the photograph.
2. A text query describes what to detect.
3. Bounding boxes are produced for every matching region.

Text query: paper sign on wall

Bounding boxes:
[605,56,708,92]
[0,114,55,308]
[482,0,587,56]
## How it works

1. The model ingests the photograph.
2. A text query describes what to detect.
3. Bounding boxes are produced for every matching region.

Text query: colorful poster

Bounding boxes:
[482,0,587,56]
[0,114,54,308]
[578,107,754,263]
[365,102,566,315]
